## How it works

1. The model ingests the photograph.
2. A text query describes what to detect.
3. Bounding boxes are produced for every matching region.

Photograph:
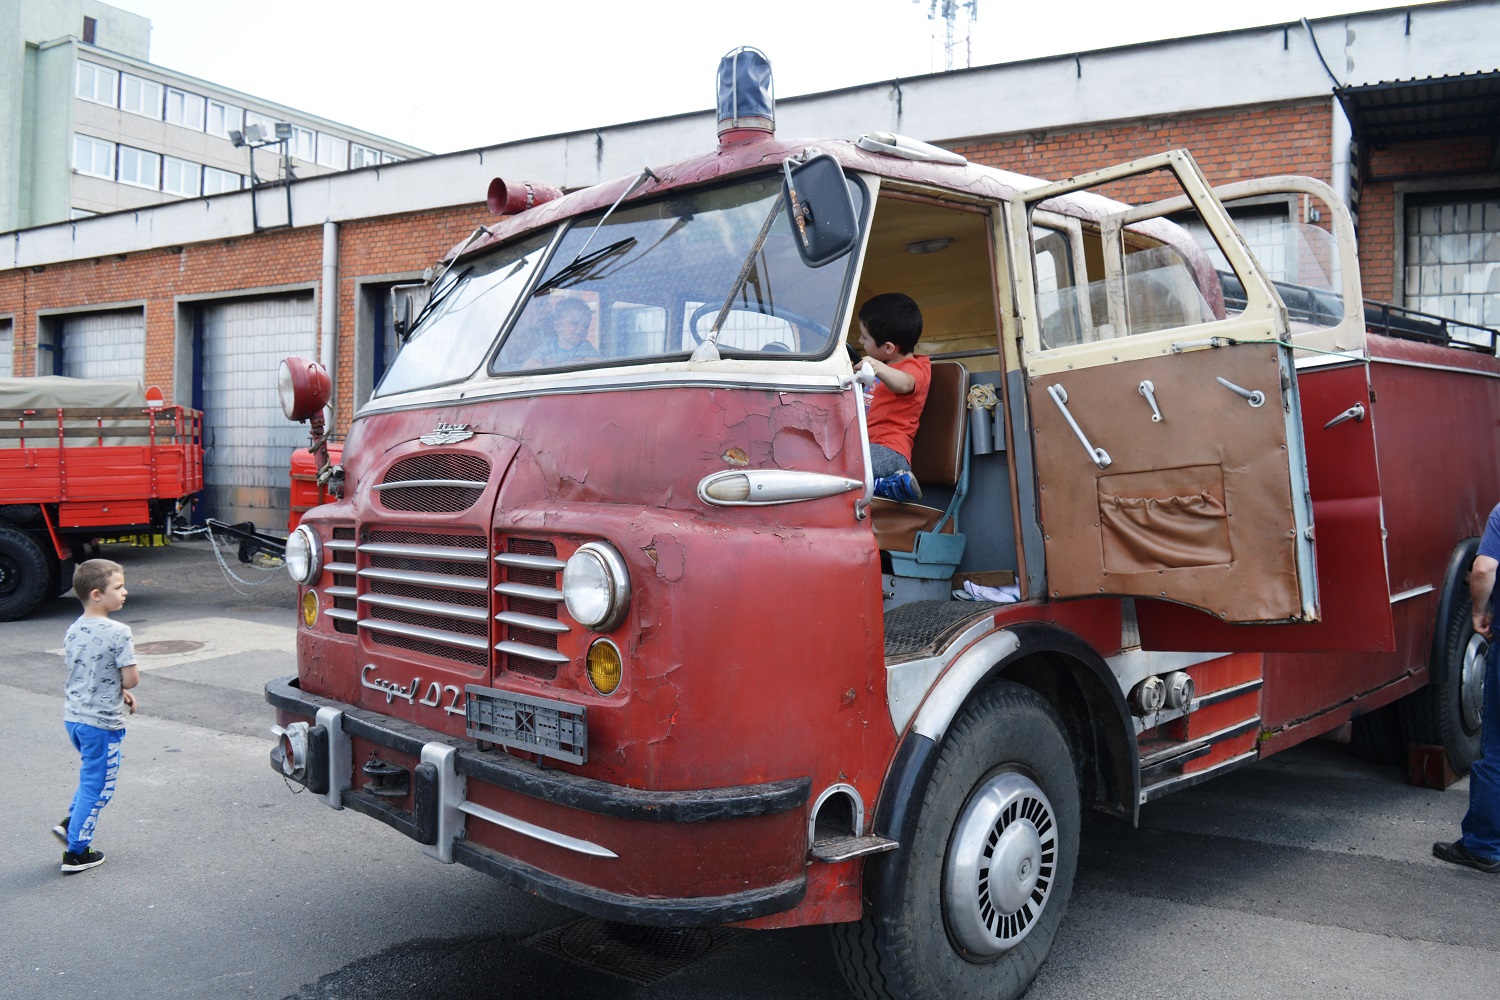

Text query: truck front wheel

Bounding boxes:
[1402,579,1484,774]
[833,682,1080,1000]
[0,525,49,621]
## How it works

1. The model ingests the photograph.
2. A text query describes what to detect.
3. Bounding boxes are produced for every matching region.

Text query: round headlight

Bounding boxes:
[562,542,630,631]
[284,524,323,586]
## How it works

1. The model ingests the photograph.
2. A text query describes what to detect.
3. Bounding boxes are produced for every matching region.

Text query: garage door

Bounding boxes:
[61,309,145,381]
[199,295,316,527]
[0,319,12,377]
[1405,195,1500,332]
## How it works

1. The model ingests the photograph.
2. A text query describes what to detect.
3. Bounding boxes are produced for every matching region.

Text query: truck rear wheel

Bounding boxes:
[832,682,1079,1000]
[1401,580,1484,774]
[0,526,49,621]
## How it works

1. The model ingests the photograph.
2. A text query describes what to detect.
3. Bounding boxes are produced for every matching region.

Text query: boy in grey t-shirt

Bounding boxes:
[56,559,138,874]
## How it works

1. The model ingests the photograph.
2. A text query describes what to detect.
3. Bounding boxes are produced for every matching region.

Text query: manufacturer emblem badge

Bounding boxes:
[419,422,474,445]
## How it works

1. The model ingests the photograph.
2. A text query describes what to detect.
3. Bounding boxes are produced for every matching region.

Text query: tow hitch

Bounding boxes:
[205,519,287,562]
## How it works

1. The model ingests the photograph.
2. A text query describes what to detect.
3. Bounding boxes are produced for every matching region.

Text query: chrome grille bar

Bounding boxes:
[326,561,357,575]
[326,585,357,599]
[494,552,566,572]
[373,479,488,491]
[325,608,358,623]
[494,580,564,602]
[494,640,571,665]
[359,567,488,593]
[359,617,489,651]
[325,539,357,553]
[359,592,489,622]
[494,610,570,634]
[359,542,489,562]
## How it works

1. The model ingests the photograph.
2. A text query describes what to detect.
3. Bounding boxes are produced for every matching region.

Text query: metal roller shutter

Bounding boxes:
[199,295,316,527]
[61,309,146,381]
[0,319,12,377]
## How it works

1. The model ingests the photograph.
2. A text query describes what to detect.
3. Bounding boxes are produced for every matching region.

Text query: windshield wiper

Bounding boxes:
[531,236,637,296]
[402,265,472,340]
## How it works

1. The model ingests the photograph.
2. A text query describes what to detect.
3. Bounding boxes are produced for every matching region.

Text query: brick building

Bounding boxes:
[1,1,1496,526]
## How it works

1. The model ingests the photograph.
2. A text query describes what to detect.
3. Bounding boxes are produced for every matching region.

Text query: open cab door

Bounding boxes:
[1131,176,1396,651]
[1007,150,1318,624]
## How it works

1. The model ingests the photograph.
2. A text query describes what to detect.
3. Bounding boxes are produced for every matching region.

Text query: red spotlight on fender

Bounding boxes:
[278,356,331,422]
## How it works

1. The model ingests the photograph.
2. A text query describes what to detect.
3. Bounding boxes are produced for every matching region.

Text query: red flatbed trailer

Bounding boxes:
[0,378,203,619]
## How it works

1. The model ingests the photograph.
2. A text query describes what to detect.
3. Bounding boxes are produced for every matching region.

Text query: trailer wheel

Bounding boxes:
[0,525,49,621]
[832,682,1079,1000]
[1401,580,1484,774]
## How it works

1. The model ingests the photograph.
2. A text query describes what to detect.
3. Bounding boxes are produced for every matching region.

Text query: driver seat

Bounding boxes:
[871,361,970,570]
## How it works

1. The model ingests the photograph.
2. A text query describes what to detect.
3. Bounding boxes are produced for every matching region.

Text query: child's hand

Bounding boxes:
[123,691,137,714]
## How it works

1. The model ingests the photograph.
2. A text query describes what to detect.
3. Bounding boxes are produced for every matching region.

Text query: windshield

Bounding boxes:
[491,172,865,374]
[374,231,553,397]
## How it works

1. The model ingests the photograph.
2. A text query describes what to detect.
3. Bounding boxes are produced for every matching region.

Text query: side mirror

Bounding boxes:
[390,282,430,339]
[782,153,858,268]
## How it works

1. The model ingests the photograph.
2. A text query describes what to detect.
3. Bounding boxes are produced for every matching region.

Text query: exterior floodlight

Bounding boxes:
[244,123,265,144]
[229,130,244,147]
[275,122,293,140]
[278,356,332,422]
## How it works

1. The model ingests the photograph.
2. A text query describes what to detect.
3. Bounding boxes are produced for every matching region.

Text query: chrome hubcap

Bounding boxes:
[945,771,1057,957]
[1462,633,1486,734]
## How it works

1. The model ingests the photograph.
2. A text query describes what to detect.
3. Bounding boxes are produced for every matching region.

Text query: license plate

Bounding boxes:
[464,685,587,764]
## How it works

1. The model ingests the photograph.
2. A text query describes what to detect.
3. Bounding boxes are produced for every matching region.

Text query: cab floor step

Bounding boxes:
[809,834,899,863]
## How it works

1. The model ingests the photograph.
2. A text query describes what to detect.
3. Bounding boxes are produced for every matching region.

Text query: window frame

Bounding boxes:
[202,166,242,195]
[165,88,206,131]
[162,156,202,197]
[75,61,118,106]
[119,73,164,120]
[316,133,348,170]
[350,143,381,169]
[72,134,114,179]
[117,145,162,190]
[207,100,243,140]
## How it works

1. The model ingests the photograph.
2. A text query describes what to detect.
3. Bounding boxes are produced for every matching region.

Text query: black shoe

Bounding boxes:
[1432,839,1500,873]
[51,817,70,846]
[60,847,105,873]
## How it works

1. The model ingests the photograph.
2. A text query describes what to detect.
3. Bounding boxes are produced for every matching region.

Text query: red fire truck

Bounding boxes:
[0,378,203,619]
[266,49,1495,1000]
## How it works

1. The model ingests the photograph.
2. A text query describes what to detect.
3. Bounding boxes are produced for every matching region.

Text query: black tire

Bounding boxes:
[832,682,1080,1000]
[1401,577,1485,775]
[1349,702,1408,765]
[0,525,50,621]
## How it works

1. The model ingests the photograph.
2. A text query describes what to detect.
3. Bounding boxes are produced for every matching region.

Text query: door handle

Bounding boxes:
[1215,376,1265,408]
[1323,402,1366,429]
[1138,380,1163,422]
[1047,384,1112,469]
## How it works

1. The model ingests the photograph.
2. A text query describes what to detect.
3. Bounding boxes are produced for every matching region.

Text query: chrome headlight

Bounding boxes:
[562,542,630,631]
[285,524,323,586]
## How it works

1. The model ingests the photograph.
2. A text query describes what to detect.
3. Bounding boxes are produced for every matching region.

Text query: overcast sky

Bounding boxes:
[109,0,1433,154]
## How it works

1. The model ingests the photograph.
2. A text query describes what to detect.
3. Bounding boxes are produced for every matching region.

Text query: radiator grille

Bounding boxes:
[328,528,358,634]
[494,537,568,681]
[356,529,491,666]
[376,453,491,512]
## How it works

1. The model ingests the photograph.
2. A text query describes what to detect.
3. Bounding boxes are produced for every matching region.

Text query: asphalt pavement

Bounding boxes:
[2,539,1496,1000]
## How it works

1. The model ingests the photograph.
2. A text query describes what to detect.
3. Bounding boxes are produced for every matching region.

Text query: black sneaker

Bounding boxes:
[60,847,106,873]
[1432,839,1500,873]
[51,817,70,846]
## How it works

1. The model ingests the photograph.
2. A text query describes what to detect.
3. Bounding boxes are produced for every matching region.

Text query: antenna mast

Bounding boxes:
[917,0,979,71]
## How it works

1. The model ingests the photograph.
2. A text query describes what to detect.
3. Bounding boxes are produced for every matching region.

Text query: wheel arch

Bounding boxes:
[1431,536,1480,685]
[866,621,1138,918]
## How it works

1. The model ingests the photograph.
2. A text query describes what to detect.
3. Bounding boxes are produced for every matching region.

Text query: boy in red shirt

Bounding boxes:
[856,293,931,503]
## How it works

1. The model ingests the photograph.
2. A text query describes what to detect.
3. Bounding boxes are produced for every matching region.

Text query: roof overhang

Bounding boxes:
[1339,69,1500,147]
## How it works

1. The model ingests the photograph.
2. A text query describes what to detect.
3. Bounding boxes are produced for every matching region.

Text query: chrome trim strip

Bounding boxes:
[324,607,358,623]
[325,585,358,599]
[325,539,357,552]
[358,592,489,622]
[1391,584,1436,604]
[697,468,862,507]
[495,610,570,634]
[495,640,571,665]
[359,567,489,593]
[326,561,357,575]
[887,617,1008,736]
[494,580,565,602]
[358,617,490,651]
[908,630,1023,741]
[1139,748,1258,804]
[358,542,490,562]
[1192,716,1262,746]
[458,800,617,858]
[373,479,489,491]
[1371,355,1500,379]
[1191,678,1265,710]
[494,552,567,571]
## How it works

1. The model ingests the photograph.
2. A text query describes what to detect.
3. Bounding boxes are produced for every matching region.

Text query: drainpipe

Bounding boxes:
[320,221,338,422]
[1331,97,1354,215]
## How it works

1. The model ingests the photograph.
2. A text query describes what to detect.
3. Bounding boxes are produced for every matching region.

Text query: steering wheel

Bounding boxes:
[687,300,832,349]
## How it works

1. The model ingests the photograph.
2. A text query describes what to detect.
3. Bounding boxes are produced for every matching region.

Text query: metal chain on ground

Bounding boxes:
[173,524,286,594]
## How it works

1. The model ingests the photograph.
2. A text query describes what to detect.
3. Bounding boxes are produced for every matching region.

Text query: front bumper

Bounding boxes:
[266,675,810,926]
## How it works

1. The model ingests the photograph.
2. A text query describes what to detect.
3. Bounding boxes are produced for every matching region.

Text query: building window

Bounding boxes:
[163,157,201,197]
[290,126,316,161]
[203,167,242,195]
[350,143,380,169]
[117,146,161,189]
[243,111,279,143]
[165,88,206,131]
[383,152,404,165]
[82,16,97,44]
[73,134,114,178]
[75,61,117,106]
[207,100,243,139]
[1406,195,1500,329]
[120,74,164,119]
[316,133,348,169]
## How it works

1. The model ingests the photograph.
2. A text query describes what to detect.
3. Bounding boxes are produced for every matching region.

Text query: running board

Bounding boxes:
[1139,749,1258,804]
[1137,717,1262,802]
[809,834,899,863]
